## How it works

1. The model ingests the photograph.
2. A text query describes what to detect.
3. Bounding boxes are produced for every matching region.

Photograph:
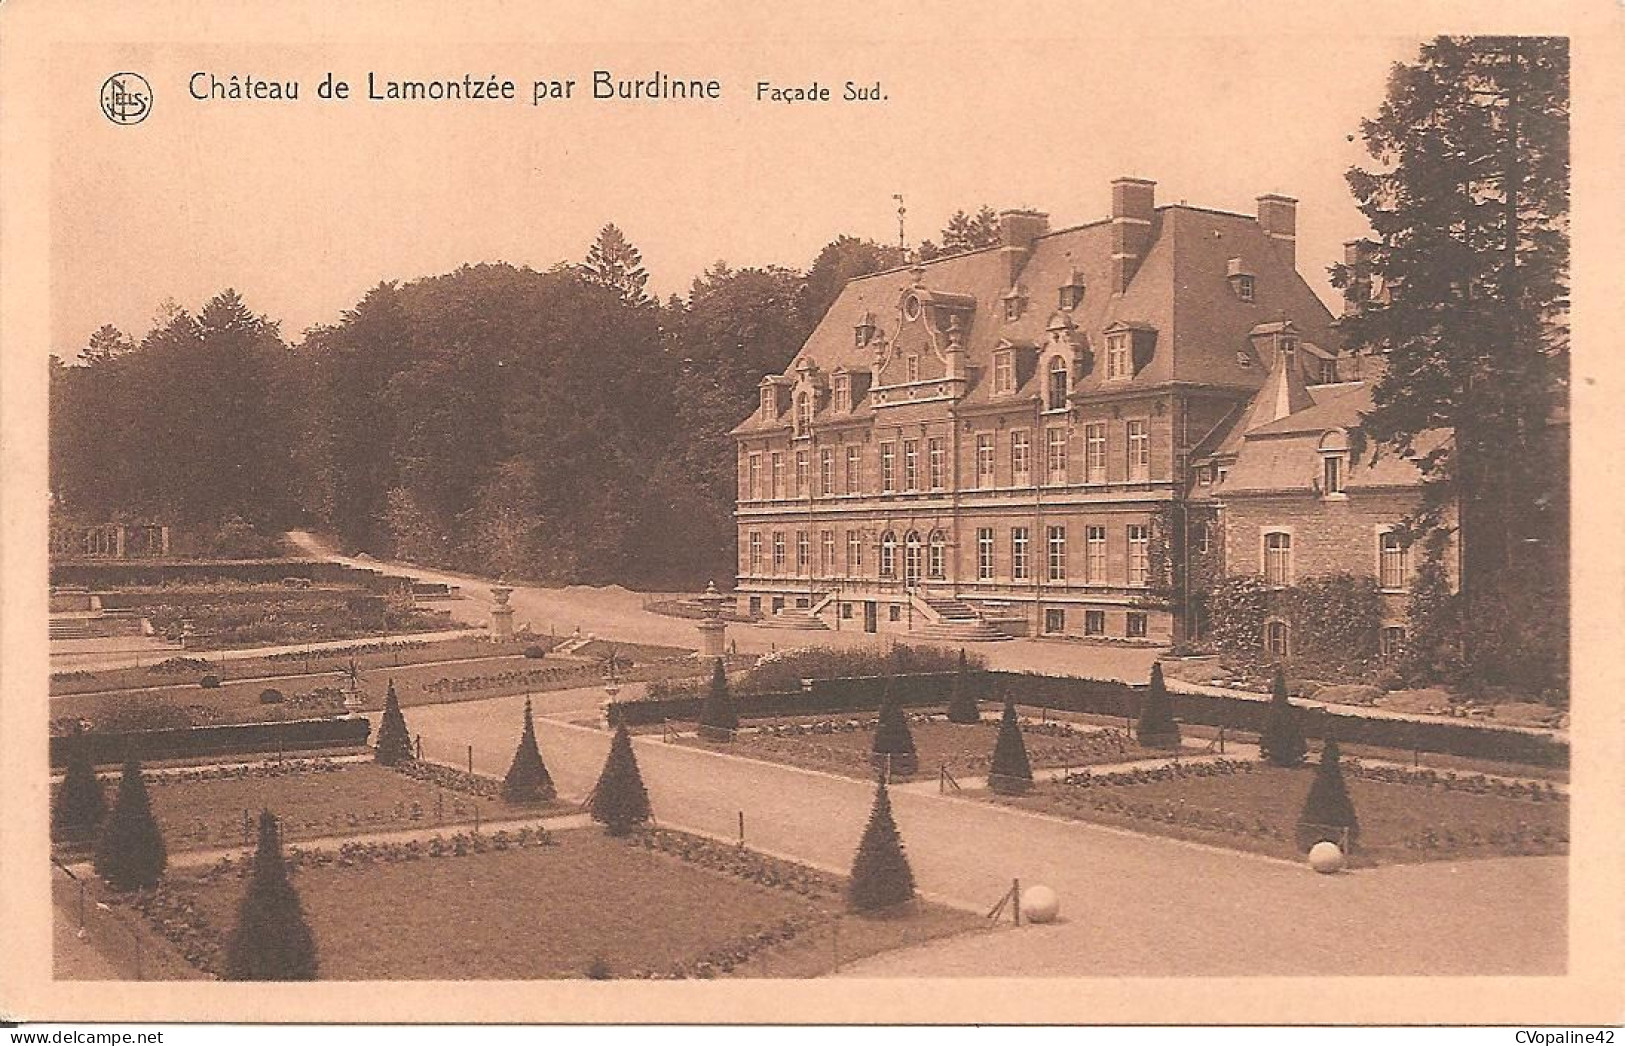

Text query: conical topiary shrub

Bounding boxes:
[93,754,166,891]
[1296,737,1360,853]
[52,729,106,846]
[847,778,916,914]
[987,697,1034,795]
[224,811,319,980]
[374,679,412,766]
[502,697,556,804]
[589,723,652,836]
[945,648,980,725]
[697,658,739,742]
[1135,662,1182,749]
[869,676,919,777]
[1259,667,1308,767]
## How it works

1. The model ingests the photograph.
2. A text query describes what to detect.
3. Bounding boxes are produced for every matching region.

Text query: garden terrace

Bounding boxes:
[103,586,455,648]
[104,827,982,980]
[987,757,1568,866]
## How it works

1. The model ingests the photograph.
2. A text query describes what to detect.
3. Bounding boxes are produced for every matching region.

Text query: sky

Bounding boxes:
[47,18,1425,355]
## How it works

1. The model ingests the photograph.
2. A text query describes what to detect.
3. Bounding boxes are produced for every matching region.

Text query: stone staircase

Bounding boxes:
[913,596,1013,642]
[753,607,829,630]
[49,610,148,641]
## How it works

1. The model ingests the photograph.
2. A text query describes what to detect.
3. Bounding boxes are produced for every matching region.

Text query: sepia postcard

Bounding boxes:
[2,0,1622,1028]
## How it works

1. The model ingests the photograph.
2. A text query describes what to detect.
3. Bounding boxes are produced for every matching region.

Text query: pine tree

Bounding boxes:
[374,679,412,766]
[869,676,919,777]
[1296,737,1360,852]
[224,811,319,980]
[847,778,916,913]
[581,223,651,305]
[51,731,106,845]
[945,648,981,725]
[987,698,1033,795]
[589,723,652,836]
[1135,662,1182,749]
[1259,667,1308,767]
[501,697,556,804]
[93,754,166,891]
[697,658,739,741]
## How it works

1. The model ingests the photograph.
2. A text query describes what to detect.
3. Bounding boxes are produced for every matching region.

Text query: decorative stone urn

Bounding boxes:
[490,585,515,641]
[695,580,728,658]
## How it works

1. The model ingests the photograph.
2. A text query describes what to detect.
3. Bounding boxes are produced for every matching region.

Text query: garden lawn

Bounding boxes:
[990,761,1568,865]
[685,716,1199,781]
[141,829,982,979]
[116,761,511,851]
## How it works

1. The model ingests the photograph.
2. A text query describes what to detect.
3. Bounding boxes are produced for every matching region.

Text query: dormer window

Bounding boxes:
[833,374,851,412]
[854,313,877,348]
[1106,333,1132,380]
[760,387,775,417]
[993,350,1016,395]
[1227,258,1256,303]
[794,392,812,436]
[1318,430,1349,497]
[1002,286,1025,322]
[1237,275,1256,302]
[1318,358,1338,384]
[1046,356,1069,411]
[1279,334,1297,360]
[1059,271,1086,311]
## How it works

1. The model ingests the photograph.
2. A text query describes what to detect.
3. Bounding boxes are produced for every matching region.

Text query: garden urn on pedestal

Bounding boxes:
[490,585,515,641]
[695,580,728,658]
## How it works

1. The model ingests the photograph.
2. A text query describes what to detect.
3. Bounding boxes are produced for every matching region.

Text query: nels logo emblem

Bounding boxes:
[100,72,152,125]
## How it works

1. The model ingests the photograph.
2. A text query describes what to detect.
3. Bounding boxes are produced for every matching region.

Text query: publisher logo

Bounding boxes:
[100,72,152,125]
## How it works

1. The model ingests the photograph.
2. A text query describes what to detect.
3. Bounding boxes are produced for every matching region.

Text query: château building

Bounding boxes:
[732,177,1441,648]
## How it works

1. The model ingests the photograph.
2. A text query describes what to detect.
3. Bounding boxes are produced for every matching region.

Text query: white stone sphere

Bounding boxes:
[1021,885,1060,923]
[1308,841,1346,874]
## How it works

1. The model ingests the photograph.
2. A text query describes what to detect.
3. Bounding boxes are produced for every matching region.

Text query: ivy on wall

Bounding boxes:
[1204,572,1380,667]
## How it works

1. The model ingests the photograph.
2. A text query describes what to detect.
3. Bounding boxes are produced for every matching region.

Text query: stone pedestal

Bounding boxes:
[490,585,515,641]
[695,580,728,658]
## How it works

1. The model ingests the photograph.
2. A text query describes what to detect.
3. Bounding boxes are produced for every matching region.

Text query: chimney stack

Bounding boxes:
[1110,177,1156,294]
[1341,240,1372,317]
[998,209,1050,285]
[1257,193,1298,270]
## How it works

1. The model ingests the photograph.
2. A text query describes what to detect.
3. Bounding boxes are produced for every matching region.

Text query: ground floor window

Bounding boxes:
[841,602,854,619]
[1084,609,1105,636]
[1264,618,1290,657]
[1126,611,1148,639]
[1380,625,1407,657]
[888,605,902,622]
[1044,607,1066,634]
[748,596,761,617]
[772,596,786,615]
[795,597,810,609]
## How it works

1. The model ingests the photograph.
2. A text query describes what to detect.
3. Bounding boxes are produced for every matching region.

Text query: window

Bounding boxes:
[846,530,862,574]
[1380,626,1407,658]
[993,351,1016,395]
[795,450,809,496]
[749,596,762,617]
[760,387,775,417]
[1237,274,1256,303]
[1279,335,1297,360]
[747,453,762,500]
[771,453,785,499]
[1086,526,1107,582]
[904,530,923,585]
[1127,420,1150,481]
[1263,531,1292,586]
[796,392,812,435]
[841,602,854,619]
[1012,527,1031,580]
[1047,525,1067,581]
[880,531,897,577]
[1380,531,1409,590]
[1047,356,1069,410]
[976,435,995,486]
[833,374,852,412]
[928,530,946,579]
[748,532,762,573]
[1264,619,1290,657]
[821,530,836,573]
[1084,423,1107,483]
[889,605,903,622]
[844,446,861,494]
[1106,333,1131,380]
[1197,465,1212,486]
[819,449,834,496]
[1084,609,1106,636]
[1004,297,1022,322]
[1011,430,1031,485]
[1322,454,1344,495]
[796,531,810,573]
[772,532,786,572]
[906,354,920,382]
[879,443,896,492]
[1046,427,1068,485]
[1059,280,1084,311]
[1197,521,1212,555]
[1126,611,1148,639]
[902,439,919,490]
[977,528,994,580]
[928,437,946,489]
[1044,608,1066,634]
[1318,359,1338,384]
[1127,524,1149,587]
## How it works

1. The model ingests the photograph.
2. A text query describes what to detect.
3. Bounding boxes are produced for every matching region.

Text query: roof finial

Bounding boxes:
[893,194,907,254]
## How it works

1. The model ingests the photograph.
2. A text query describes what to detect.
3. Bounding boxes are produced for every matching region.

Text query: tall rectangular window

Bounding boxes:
[903,439,919,491]
[880,442,896,493]
[771,453,785,499]
[846,530,862,574]
[993,351,1015,394]
[976,435,995,486]
[845,446,861,494]
[1380,531,1408,590]
[748,532,762,573]
[1084,423,1107,483]
[1047,525,1067,581]
[1045,427,1068,485]
[928,438,946,490]
[906,354,920,382]
[1127,524,1149,587]
[1323,454,1345,495]
[1086,525,1106,582]
[1106,334,1131,379]
[796,531,810,573]
[1084,609,1106,635]
[833,375,851,412]
[772,532,786,572]
[795,451,809,497]
[821,530,836,573]
[977,528,994,580]
[747,453,762,500]
[1127,420,1149,481]
[1011,430,1031,485]
[819,449,834,496]
[1012,527,1031,580]
[1264,531,1292,586]
[760,387,775,417]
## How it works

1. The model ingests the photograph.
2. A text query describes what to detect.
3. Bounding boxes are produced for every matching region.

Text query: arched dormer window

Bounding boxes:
[1047,355,1069,411]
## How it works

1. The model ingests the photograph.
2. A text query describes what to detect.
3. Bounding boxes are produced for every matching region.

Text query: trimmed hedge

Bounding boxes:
[50,716,371,768]
[609,670,1567,768]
